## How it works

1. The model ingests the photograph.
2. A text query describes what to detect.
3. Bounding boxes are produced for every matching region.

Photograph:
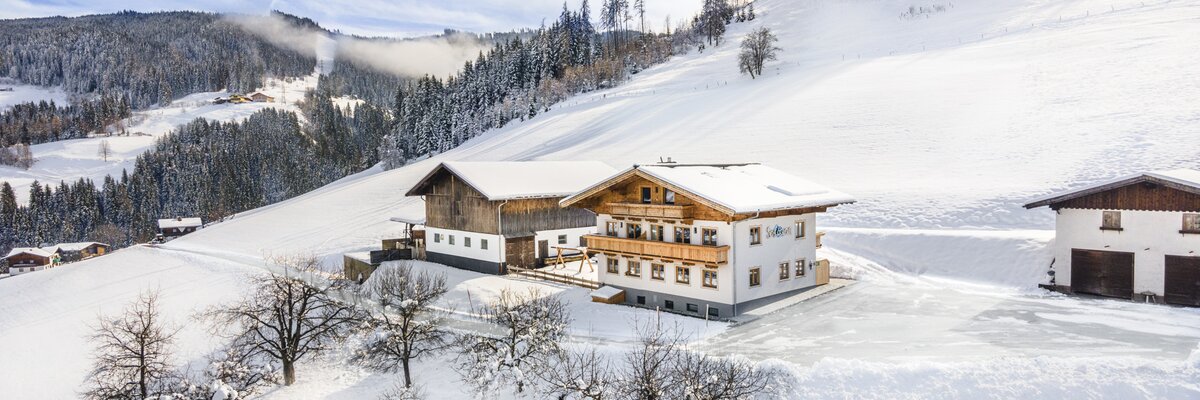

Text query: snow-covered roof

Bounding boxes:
[1025,169,1200,208]
[389,216,426,225]
[590,285,624,300]
[157,217,203,229]
[52,242,108,252]
[563,163,856,215]
[4,247,53,259]
[406,161,618,201]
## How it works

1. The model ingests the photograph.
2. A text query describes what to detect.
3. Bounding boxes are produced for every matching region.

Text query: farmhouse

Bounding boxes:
[1025,169,1200,306]
[49,242,110,262]
[405,161,617,274]
[158,217,203,238]
[4,247,55,275]
[249,92,274,103]
[560,163,855,318]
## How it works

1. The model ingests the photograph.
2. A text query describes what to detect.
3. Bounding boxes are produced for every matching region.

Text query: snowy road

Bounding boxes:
[700,277,1200,365]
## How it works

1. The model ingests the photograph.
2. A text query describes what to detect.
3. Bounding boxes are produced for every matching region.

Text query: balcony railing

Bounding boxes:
[584,235,728,265]
[607,203,694,219]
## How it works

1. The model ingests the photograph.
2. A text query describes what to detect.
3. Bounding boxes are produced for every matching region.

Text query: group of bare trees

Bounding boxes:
[0,143,34,169]
[85,257,778,399]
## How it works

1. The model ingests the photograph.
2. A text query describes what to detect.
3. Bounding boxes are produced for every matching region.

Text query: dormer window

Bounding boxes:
[1101,211,1123,231]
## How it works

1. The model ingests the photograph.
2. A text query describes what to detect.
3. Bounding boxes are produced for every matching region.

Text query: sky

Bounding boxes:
[0,0,705,38]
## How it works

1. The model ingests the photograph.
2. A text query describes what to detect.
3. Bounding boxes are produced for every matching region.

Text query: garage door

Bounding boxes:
[1071,249,1134,299]
[1165,255,1200,307]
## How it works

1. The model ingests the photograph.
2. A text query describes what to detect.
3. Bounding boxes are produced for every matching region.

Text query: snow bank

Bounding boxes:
[763,355,1200,399]
[1189,343,1200,370]
[821,227,1055,288]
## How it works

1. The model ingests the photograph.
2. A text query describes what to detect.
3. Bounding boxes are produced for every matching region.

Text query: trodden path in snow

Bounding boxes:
[698,265,1200,365]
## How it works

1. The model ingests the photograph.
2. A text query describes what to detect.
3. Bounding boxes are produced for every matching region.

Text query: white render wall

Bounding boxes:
[535,226,597,255]
[425,227,504,263]
[731,214,819,304]
[593,213,820,307]
[594,215,735,305]
[1054,208,1200,295]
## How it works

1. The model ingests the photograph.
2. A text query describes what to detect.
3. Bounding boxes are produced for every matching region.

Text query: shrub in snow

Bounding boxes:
[378,381,426,400]
[353,263,452,388]
[83,290,181,400]
[204,255,366,386]
[456,287,569,396]
[537,347,616,400]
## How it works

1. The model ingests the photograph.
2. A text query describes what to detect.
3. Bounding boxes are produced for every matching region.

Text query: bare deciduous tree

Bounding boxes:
[538,347,616,400]
[620,321,684,400]
[675,351,778,400]
[206,255,364,386]
[98,139,113,162]
[353,262,451,388]
[456,287,570,395]
[738,27,781,79]
[83,290,179,400]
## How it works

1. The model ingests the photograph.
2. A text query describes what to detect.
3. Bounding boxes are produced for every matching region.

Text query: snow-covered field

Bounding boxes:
[0,80,68,110]
[3,0,1200,398]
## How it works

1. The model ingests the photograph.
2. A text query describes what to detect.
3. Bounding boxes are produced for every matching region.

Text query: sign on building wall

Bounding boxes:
[766,225,792,239]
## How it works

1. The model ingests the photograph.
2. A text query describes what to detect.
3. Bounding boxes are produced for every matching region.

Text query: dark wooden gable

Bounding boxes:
[500,197,596,238]
[419,168,501,234]
[565,171,734,221]
[1039,180,1200,212]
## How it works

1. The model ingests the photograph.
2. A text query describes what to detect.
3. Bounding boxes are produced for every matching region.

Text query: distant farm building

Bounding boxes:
[49,242,110,262]
[249,92,274,103]
[405,161,617,275]
[1026,169,1200,306]
[157,217,203,238]
[4,247,56,275]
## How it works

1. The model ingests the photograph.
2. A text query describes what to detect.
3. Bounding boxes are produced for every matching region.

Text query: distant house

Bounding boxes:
[1025,169,1200,306]
[52,242,111,262]
[158,217,203,238]
[404,161,618,275]
[249,92,274,103]
[559,163,855,318]
[4,247,55,275]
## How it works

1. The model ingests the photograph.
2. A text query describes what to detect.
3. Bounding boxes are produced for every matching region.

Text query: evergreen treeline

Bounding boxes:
[0,104,389,254]
[0,11,317,108]
[0,95,132,147]
[380,0,739,165]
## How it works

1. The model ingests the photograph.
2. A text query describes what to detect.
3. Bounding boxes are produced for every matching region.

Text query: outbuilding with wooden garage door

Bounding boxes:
[1025,169,1200,305]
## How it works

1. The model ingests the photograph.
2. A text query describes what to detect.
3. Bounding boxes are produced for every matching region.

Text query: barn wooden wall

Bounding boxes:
[424,171,501,234]
[1052,183,1200,212]
[500,198,596,237]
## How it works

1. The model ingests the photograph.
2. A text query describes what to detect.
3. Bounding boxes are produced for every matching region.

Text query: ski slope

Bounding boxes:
[3,0,1200,398]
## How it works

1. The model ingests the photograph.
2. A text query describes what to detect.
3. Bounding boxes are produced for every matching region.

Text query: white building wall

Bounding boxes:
[731,214,819,304]
[1055,208,1200,295]
[425,227,504,263]
[594,214,735,305]
[535,226,597,255]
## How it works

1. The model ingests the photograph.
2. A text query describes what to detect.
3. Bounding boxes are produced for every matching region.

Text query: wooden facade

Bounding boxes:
[6,252,50,269]
[1027,177,1200,212]
[418,169,594,238]
[584,234,729,265]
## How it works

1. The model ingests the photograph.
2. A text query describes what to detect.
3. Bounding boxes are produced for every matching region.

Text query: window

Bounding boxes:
[448,235,455,245]
[607,258,620,273]
[433,233,442,243]
[481,239,488,250]
[795,220,806,239]
[558,234,568,245]
[627,260,642,277]
[453,199,463,216]
[651,263,665,280]
[779,262,790,280]
[674,226,691,243]
[687,303,699,312]
[580,236,587,247]
[702,228,718,246]
[664,189,676,205]
[464,237,472,248]
[749,226,762,245]
[797,259,807,277]
[665,300,675,310]
[676,266,691,284]
[606,221,620,236]
[1101,211,1122,230]
[649,224,664,241]
[749,268,761,287]
[708,307,719,318]
[637,295,646,305]
[1184,214,1200,233]
[627,223,643,240]
[641,187,652,204]
[703,269,718,288]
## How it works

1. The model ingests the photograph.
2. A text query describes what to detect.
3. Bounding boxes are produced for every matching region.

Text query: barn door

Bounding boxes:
[1165,255,1200,307]
[1071,249,1134,299]
[538,240,550,262]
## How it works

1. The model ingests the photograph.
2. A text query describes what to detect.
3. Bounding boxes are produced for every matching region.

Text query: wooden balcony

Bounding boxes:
[584,235,729,265]
[607,203,694,220]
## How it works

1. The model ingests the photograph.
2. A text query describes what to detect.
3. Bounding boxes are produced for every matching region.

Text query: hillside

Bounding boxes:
[2,0,1200,398]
